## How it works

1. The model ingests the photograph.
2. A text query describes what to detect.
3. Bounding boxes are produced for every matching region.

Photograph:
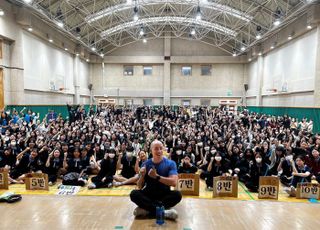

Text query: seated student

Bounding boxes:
[0,147,16,170]
[277,152,294,186]
[205,152,231,190]
[170,147,184,168]
[244,153,269,192]
[178,154,198,174]
[285,155,311,196]
[88,149,118,189]
[113,146,137,183]
[45,149,63,185]
[62,148,88,186]
[10,148,42,184]
[306,149,320,183]
[269,146,286,176]
[235,148,254,182]
[113,150,148,187]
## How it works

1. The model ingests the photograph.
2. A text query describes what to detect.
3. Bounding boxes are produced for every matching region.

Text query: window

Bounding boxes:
[201,99,211,106]
[143,99,153,106]
[124,66,134,76]
[182,100,191,106]
[201,65,212,76]
[143,66,153,76]
[181,66,192,76]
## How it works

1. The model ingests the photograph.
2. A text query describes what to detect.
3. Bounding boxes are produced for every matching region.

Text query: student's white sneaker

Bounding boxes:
[113,181,123,187]
[133,207,149,217]
[48,181,53,186]
[284,186,296,197]
[164,209,178,220]
[88,183,96,189]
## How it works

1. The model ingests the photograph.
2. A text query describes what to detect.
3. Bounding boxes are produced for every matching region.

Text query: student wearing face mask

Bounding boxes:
[244,153,269,192]
[235,148,254,183]
[277,153,294,186]
[170,147,184,168]
[285,155,311,196]
[178,154,198,174]
[114,150,149,187]
[205,152,231,190]
[113,146,137,183]
[88,149,118,189]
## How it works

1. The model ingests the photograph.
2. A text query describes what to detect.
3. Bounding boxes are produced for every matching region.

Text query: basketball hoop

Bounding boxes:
[266,88,277,93]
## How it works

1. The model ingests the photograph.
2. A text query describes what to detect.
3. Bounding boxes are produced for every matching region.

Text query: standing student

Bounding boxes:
[130,140,182,220]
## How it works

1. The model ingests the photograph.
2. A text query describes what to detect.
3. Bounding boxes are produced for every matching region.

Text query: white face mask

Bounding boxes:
[204,147,210,151]
[126,152,133,158]
[197,142,203,147]
[176,150,182,155]
[108,153,115,159]
[211,150,216,154]
[10,141,16,146]
[215,156,222,161]
[285,155,293,161]
[256,158,262,163]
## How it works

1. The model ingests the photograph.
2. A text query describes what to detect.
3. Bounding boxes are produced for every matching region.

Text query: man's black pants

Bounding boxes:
[130,189,182,216]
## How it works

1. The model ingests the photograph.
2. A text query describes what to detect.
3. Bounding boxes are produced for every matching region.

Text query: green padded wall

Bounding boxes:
[247,106,320,133]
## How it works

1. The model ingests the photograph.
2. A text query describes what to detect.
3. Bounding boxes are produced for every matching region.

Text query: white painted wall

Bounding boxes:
[247,29,318,107]
[171,64,244,97]
[22,32,74,94]
[0,0,91,105]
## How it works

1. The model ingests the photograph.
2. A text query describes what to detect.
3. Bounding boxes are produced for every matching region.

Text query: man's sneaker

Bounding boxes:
[164,209,178,220]
[88,183,96,189]
[133,207,149,217]
[48,181,53,186]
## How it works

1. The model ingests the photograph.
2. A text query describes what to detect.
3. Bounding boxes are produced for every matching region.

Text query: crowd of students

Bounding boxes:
[0,105,318,196]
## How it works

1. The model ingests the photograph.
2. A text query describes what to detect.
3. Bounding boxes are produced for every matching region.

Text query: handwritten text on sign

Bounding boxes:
[298,183,320,199]
[178,179,195,191]
[216,180,233,193]
[57,185,80,195]
[30,178,46,190]
[259,186,277,199]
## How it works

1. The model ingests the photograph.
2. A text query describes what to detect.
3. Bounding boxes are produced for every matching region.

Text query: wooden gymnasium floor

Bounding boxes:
[0,195,320,230]
[1,178,320,229]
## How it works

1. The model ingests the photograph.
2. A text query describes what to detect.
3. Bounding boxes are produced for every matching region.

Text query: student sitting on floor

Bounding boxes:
[45,149,63,186]
[178,154,198,174]
[205,151,231,190]
[0,147,16,170]
[244,153,269,192]
[277,152,294,186]
[285,155,311,196]
[10,147,42,184]
[88,148,118,189]
[113,146,137,183]
[306,149,320,183]
[113,150,148,187]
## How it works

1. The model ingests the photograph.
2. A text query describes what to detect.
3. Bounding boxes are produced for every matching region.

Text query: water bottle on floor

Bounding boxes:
[156,203,165,225]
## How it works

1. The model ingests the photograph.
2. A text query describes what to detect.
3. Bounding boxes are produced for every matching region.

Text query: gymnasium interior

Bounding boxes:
[1,0,320,229]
